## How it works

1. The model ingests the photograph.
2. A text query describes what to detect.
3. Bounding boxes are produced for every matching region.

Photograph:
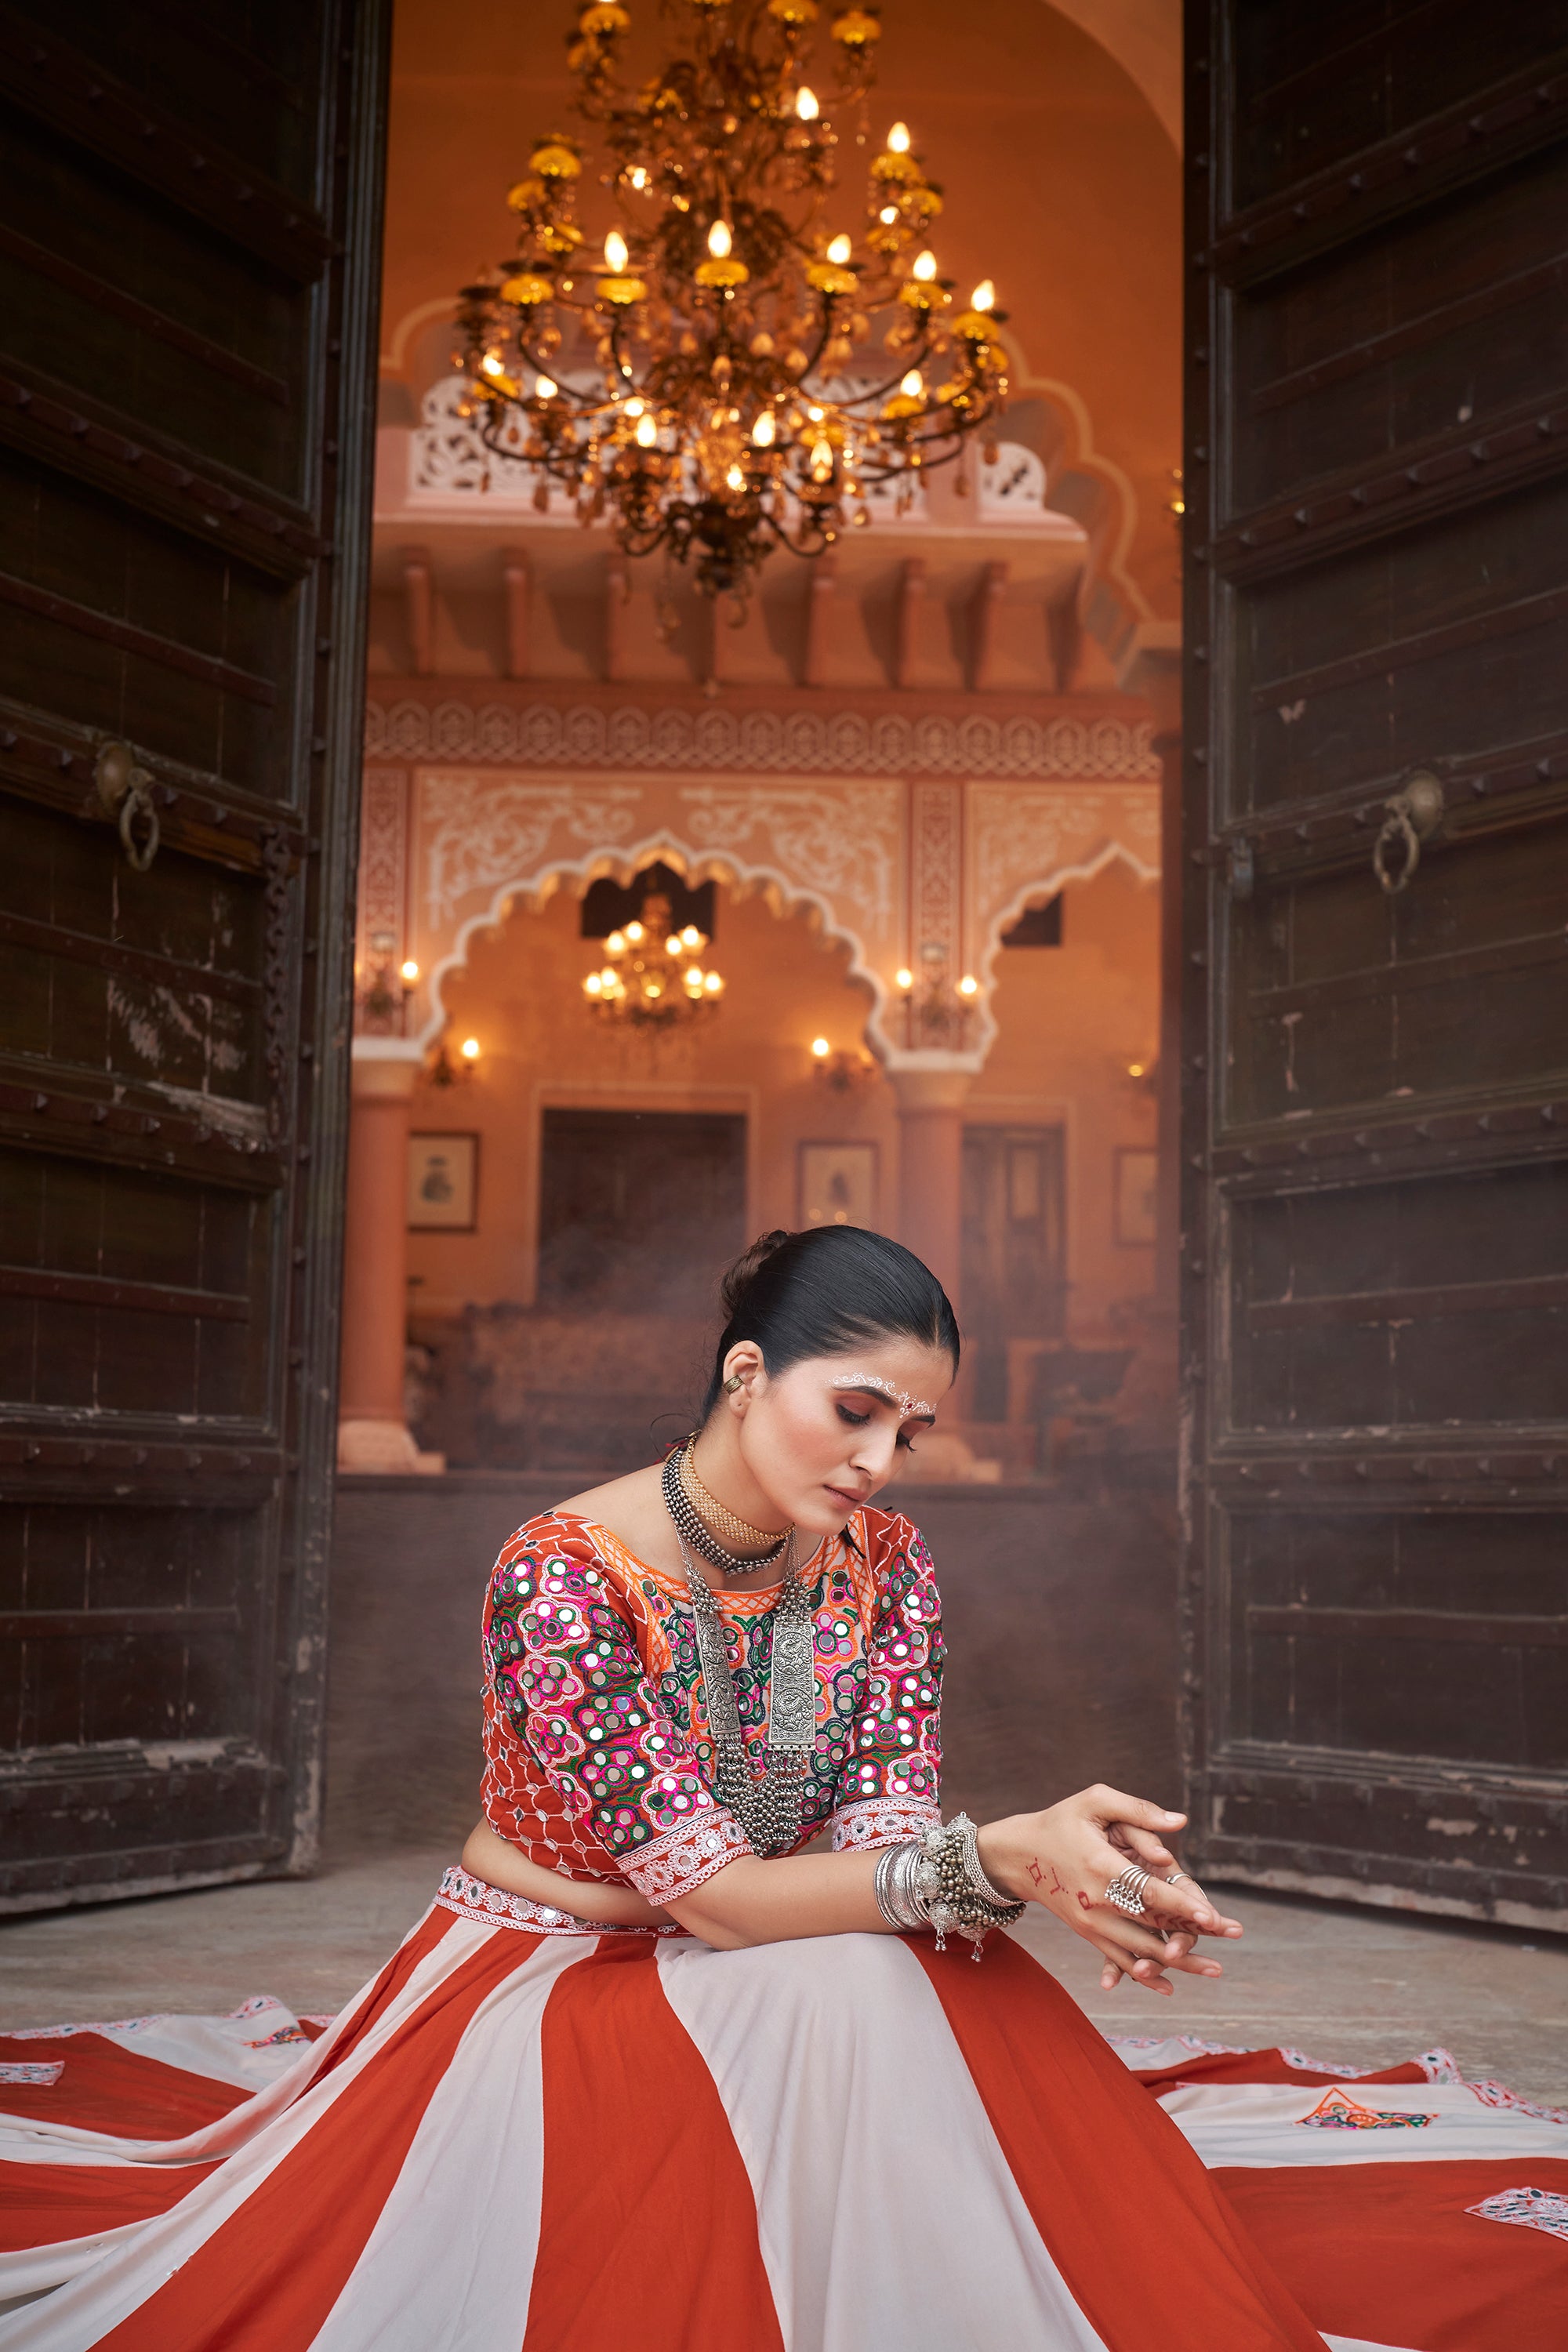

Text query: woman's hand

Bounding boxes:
[976,1787,1242,1998]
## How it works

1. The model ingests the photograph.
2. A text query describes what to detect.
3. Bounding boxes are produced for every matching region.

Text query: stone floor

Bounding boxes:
[2,1850,1563,2111]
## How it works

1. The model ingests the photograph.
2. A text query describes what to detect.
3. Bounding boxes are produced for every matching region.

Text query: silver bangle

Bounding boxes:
[874,1820,1025,1954]
[956,1814,1014,1907]
[873,1840,927,1932]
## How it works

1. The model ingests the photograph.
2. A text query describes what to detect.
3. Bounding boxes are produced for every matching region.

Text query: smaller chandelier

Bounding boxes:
[456,0,1009,601]
[583,889,725,1030]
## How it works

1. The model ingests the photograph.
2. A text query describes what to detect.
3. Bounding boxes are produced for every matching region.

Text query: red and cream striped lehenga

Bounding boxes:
[0,1508,1563,2350]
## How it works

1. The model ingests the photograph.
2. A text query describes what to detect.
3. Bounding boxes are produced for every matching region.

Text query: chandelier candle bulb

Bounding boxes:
[604,229,629,272]
[706,220,733,259]
[533,375,557,400]
[971,279,996,311]
[794,84,819,120]
[399,960,419,982]
[957,974,979,998]
[912,249,938,281]
[899,369,924,398]
[811,1036,831,1058]
[635,412,659,446]
[826,234,852,264]
[895,967,914,991]
[887,121,912,152]
[460,1036,481,1061]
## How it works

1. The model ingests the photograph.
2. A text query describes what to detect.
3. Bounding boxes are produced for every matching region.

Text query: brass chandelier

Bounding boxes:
[456,0,1009,601]
[582,887,725,1029]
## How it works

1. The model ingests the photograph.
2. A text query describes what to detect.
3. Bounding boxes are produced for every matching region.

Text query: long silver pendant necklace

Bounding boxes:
[663,1491,817,1857]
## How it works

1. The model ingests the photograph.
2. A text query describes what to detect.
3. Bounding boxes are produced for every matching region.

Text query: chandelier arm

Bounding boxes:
[793,299,841,390]
[802,325,940,414]
[604,315,644,394]
[506,336,608,414]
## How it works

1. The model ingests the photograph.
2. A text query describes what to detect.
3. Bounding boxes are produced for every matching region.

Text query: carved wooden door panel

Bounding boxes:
[1182,3,1568,1926]
[0,0,388,1909]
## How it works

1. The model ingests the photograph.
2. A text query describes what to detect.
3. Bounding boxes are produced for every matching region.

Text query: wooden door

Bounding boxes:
[960,1125,1066,1422]
[538,1109,748,1313]
[1182,2,1568,1926]
[0,0,389,1910]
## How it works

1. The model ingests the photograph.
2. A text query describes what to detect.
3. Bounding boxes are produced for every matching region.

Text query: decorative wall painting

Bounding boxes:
[799,1141,878,1232]
[408,1133,480,1231]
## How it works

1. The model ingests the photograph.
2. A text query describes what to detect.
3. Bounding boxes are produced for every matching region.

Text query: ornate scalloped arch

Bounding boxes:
[418,830,888,1054]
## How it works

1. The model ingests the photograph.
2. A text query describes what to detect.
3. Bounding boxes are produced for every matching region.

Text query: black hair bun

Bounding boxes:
[719,1229,795,1317]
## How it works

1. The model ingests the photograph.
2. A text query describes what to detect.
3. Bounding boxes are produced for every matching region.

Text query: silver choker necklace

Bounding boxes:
[660,1442,789,1583]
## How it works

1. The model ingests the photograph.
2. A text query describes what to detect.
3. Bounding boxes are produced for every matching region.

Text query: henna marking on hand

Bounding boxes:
[1076,1890,1091,1911]
[1027,1859,1044,1887]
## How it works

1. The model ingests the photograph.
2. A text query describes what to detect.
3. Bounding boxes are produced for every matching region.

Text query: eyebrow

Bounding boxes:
[832,1379,938,1423]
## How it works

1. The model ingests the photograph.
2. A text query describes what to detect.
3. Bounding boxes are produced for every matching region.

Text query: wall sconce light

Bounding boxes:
[895,955,982,1049]
[357,933,420,1036]
[429,1033,481,1088]
[811,1039,878,1093]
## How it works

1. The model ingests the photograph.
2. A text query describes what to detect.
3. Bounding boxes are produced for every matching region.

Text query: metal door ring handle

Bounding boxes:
[94,739,161,872]
[1371,768,1444,897]
[1373,807,1421,895]
[118,782,160,873]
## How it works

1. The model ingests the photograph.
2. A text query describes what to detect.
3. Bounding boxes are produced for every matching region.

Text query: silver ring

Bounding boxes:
[1164,1868,1192,1887]
[1105,1864,1152,1916]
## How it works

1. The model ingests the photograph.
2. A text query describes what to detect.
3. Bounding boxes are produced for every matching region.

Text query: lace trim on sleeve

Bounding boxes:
[622,1812,753,1904]
[830,1796,942,1852]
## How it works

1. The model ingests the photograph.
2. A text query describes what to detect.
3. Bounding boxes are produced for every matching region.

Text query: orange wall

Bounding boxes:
[406,865,1159,1356]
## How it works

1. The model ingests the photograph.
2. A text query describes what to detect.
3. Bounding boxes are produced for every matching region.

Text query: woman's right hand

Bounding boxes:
[975,1786,1243,1998]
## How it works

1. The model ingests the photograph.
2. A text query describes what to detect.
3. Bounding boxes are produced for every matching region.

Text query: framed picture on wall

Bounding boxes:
[408,1133,479,1231]
[798,1140,878,1231]
[1112,1147,1158,1247]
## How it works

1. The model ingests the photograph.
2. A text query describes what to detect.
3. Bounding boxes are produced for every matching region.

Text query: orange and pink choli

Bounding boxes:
[479,1504,943,1906]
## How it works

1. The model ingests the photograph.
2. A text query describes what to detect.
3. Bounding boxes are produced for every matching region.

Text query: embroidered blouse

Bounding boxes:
[480,1505,943,1907]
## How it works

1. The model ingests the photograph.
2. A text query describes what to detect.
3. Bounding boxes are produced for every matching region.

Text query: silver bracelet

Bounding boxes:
[873,1839,927,1932]
[874,1817,1025,1958]
[956,1814,1014,1907]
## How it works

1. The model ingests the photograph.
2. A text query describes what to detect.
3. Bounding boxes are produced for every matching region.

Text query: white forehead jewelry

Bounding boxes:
[830,1373,936,1421]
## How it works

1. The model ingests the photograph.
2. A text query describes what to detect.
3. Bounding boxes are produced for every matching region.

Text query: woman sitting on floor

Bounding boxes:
[9,1227,1550,2350]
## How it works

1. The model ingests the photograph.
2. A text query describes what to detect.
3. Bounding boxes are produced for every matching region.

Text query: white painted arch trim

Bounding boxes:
[416,829,899,1061]
[970,837,1160,1062]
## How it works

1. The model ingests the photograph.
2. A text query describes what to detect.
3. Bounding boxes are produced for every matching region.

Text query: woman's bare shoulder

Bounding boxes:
[552,1462,678,1570]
